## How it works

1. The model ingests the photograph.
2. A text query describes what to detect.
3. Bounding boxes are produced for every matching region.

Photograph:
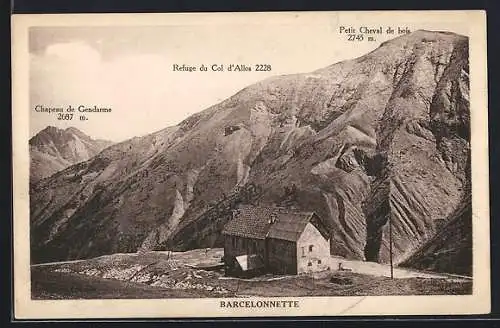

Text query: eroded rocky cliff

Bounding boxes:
[30,30,471,273]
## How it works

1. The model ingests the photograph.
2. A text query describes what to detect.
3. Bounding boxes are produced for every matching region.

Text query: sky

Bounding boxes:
[29,17,469,142]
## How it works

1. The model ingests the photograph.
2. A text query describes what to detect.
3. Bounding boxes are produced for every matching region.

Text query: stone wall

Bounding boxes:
[296,223,331,273]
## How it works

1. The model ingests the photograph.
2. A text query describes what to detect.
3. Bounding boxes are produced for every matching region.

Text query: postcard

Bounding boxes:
[12,10,490,318]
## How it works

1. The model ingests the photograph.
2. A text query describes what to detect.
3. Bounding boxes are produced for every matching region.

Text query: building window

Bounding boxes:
[309,245,313,252]
[301,247,305,257]
[318,259,322,264]
[308,262,312,267]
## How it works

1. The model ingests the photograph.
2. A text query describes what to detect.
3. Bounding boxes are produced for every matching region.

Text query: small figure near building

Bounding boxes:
[222,205,331,277]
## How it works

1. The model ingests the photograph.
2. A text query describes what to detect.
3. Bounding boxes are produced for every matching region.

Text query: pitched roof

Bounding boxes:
[266,212,315,242]
[222,205,328,242]
[222,205,277,239]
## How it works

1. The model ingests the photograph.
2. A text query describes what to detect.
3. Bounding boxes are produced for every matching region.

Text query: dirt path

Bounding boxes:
[330,257,468,280]
[32,259,86,267]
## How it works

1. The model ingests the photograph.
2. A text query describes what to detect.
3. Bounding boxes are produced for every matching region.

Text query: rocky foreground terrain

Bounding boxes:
[30,126,113,183]
[31,249,471,299]
[30,30,471,275]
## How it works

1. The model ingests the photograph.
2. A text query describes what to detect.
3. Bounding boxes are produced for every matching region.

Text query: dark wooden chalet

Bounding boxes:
[222,205,331,277]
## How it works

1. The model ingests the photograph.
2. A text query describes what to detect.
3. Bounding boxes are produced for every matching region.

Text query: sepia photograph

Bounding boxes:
[12,11,490,318]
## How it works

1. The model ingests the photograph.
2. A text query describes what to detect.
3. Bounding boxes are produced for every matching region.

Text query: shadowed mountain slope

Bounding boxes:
[30,30,471,275]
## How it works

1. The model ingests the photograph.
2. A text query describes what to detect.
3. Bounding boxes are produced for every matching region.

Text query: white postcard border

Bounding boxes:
[12,10,490,319]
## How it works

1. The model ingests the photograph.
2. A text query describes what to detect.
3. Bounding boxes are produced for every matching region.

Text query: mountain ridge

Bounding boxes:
[30,126,113,183]
[30,30,471,275]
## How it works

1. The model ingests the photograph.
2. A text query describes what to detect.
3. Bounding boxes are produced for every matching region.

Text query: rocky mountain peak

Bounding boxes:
[30,126,113,183]
[29,31,471,276]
